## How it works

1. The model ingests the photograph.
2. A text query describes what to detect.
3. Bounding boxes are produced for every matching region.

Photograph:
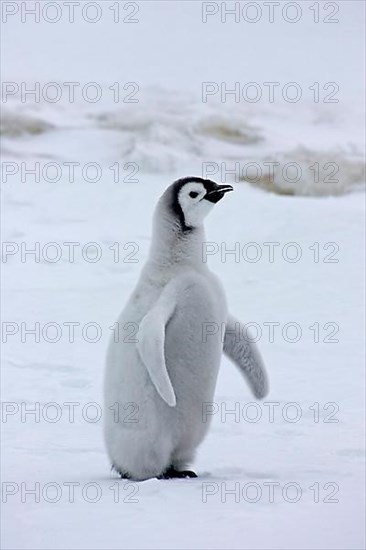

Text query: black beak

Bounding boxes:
[204,184,234,204]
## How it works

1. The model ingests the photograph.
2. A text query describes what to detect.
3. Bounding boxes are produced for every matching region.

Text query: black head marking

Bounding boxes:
[169,176,223,232]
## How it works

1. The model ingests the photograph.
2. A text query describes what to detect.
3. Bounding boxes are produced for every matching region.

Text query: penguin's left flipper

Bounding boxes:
[223,314,269,399]
[136,280,180,408]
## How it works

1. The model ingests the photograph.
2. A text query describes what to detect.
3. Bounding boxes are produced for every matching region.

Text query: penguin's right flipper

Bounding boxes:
[223,314,269,399]
[136,282,178,407]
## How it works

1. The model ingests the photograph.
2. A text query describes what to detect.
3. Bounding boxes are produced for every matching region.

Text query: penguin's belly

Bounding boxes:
[104,271,227,475]
[164,275,227,443]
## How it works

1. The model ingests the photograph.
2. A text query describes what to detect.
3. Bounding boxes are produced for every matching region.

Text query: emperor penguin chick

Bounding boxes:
[104,177,269,481]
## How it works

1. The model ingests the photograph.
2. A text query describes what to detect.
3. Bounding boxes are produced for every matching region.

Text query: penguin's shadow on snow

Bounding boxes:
[198,468,279,481]
[95,469,279,489]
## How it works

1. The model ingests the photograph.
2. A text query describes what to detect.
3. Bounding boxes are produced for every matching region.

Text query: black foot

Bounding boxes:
[157,467,198,479]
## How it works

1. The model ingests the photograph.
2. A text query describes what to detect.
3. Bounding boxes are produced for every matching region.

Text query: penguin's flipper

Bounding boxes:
[223,314,269,399]
[136,289,177,408]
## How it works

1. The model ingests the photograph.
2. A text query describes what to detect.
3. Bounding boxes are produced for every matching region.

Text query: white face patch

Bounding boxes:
[177,182,214,228]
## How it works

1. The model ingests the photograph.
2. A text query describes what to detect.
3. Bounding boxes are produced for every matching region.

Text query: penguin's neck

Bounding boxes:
[148,219,207,274]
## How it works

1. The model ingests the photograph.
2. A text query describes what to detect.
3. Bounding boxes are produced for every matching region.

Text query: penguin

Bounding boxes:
[104,176,269,481]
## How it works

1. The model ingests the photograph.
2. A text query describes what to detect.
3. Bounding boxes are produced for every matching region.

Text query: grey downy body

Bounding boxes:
[104,177,269,481]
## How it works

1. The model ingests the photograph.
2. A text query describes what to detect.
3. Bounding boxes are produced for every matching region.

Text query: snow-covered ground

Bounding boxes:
[1,1,365,549]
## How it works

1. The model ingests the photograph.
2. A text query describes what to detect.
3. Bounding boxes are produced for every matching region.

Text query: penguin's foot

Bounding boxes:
[157,466,197,479]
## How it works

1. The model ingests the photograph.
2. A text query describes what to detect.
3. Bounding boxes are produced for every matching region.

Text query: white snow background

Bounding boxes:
[1,1,365,549]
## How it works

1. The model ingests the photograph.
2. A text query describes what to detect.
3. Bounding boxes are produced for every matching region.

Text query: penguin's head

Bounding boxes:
[167,177,233,231]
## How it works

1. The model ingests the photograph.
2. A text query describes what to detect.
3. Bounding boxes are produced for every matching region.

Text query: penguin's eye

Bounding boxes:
[189,191,199,199]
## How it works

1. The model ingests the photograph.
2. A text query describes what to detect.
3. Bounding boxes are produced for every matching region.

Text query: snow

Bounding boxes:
[1,1,365,549]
